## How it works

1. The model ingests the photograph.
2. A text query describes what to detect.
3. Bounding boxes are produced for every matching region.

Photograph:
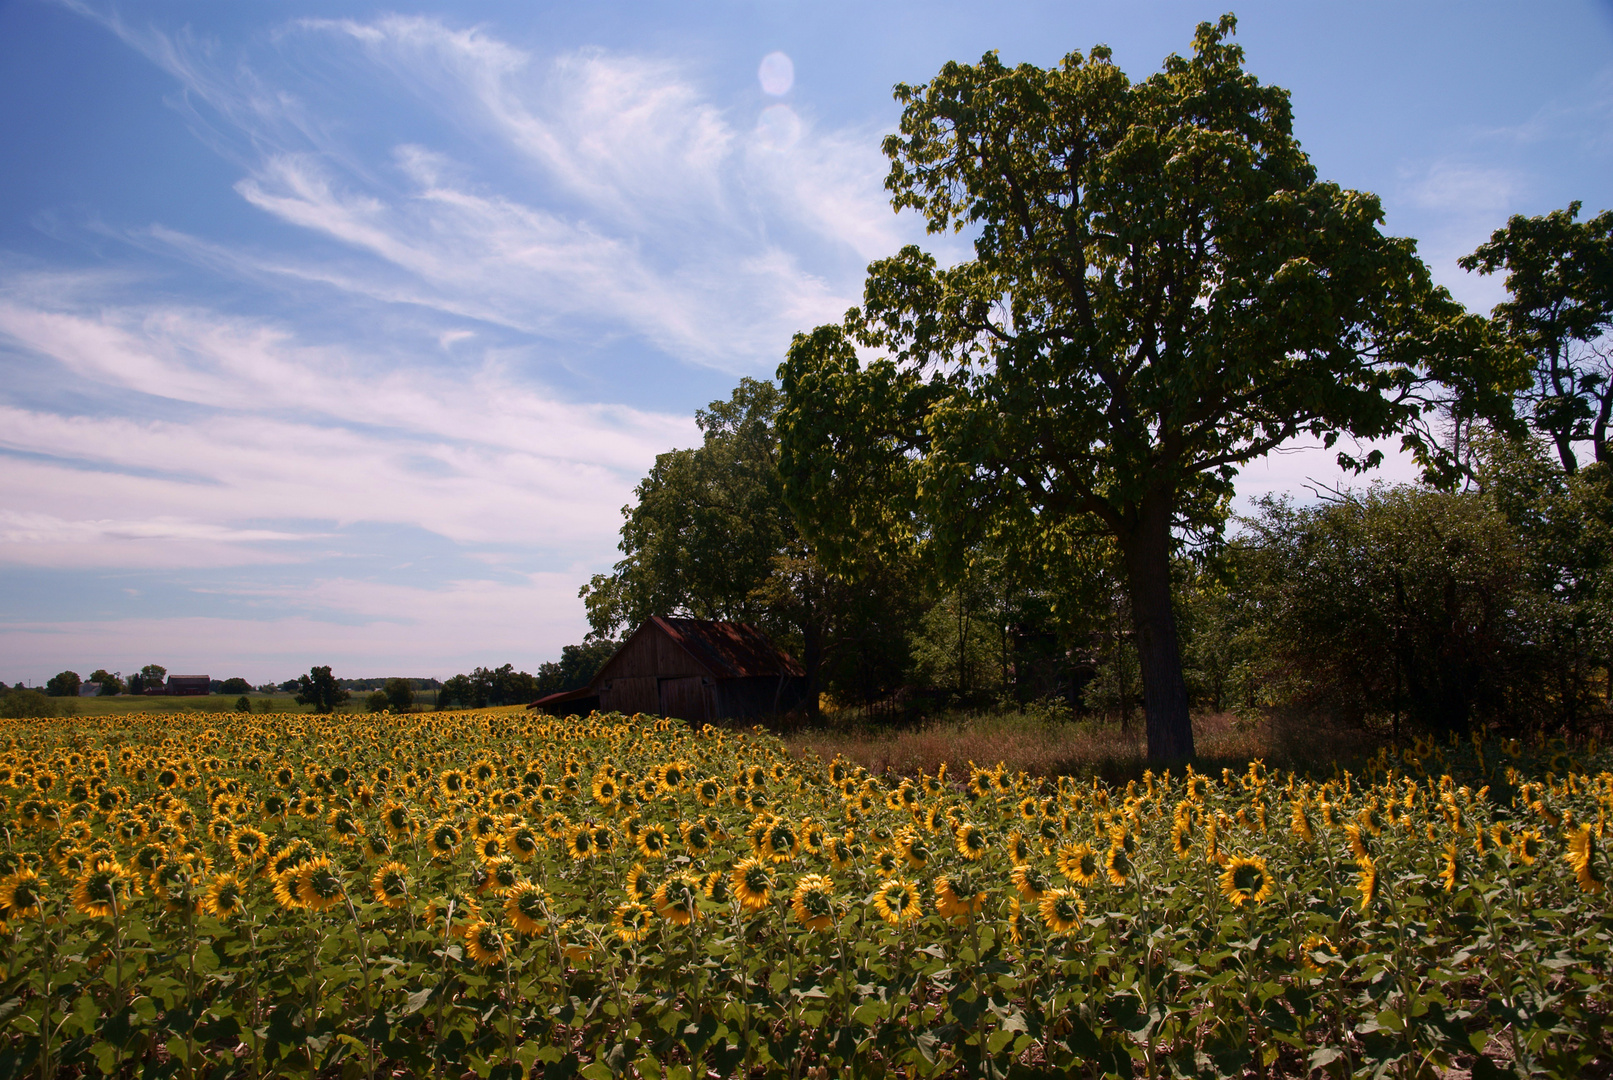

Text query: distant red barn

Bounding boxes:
[159,676,211,696]
[529,617,806,722]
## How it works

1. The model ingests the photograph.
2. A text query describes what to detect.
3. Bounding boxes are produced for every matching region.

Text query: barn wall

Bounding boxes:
[598,626,709,681]
[600,676,658,715]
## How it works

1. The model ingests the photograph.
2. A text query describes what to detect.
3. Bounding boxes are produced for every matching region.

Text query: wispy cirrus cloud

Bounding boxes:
[69,9,919,371]
[5,5,927,676]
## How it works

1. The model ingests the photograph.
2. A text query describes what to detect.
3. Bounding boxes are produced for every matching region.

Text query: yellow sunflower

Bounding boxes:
[1566,825,1606,895]
[463,920,505,966]
[872,877,921,927]
[1515,829,1543,865]
[612,900,654,943]
[1218,855,1273,907]
[1038,888,1085,933]
[934,873,987,921]
[732,858,773,912]
[72,861,138,918]
[427,820,463,860]
[652,874,702,925]
[1355,855,1379,912]
[791,874,836,931]
[948,825,987,870]
[1438,842,1465,893]
[1057,843,1100,887]
[637,823,670,859]
[294,857,345,913]
[371,862,411,909]
[0,869,45,918]
[202,872,247,919]
[505,882,550,935]
[1011,863,1052,902]
[1104,843,1132,886]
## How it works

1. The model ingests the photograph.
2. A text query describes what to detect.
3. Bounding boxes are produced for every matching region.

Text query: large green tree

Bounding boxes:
[582,378,924,716]
[777,17,1512,761]
[582,378,789,633]
[1460,202,1613,474]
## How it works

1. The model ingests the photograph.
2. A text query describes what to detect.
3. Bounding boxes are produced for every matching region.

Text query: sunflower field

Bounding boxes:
[0,711,1607,1080]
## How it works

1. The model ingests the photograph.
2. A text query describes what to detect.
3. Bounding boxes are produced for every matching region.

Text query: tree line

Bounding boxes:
[583,16,1610,761]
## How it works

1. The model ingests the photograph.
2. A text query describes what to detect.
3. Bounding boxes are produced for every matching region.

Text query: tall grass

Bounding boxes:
[784,707,1379,782]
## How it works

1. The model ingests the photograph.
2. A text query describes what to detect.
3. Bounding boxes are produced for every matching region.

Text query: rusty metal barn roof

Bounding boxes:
[650,616,804,680]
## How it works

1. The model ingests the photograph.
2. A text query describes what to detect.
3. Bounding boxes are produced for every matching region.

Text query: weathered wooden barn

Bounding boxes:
[152,676,210,696]
[528,617,806,722]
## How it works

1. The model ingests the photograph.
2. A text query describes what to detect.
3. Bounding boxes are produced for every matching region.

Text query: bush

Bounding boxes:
[234,696,252,713]
[365,690,390,713]
[0,688,59,719]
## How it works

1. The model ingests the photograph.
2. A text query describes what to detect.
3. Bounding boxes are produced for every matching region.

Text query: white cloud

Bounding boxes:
[0,288,695,567]
[121,13,917,371]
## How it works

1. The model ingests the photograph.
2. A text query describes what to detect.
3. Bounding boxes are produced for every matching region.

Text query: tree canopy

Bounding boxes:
[777,16,1516,761]
[1460,201,1613,474]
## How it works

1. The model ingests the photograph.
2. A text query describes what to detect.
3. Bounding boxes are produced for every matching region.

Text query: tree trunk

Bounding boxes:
[1119,491,1196,763]
[801,617,822,721]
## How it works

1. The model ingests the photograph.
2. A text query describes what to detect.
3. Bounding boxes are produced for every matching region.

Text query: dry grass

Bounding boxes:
[783,707,1380,783]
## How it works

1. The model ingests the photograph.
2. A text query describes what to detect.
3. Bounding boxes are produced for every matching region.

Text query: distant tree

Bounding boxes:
[46,671,81,698]
[88,669,124,695]
[777,18,1515,760]
[383,677,415,713]
[534,641,618,695]
[234,696,252,713]
[279,679,299,692]
[141,664,168,686]
[439,674,474,710]
[256,684,278,695]
[437,666,540,709]
[365,690,390,713]
[220,677,253,695]
[295,666,349,714]
[1461,203,1613,473]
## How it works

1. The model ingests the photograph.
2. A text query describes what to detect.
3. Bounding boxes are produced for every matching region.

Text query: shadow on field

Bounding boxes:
[783,708,1380,783]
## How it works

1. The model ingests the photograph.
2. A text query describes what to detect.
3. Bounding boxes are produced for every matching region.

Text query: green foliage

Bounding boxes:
[1199,437,1612,736]
[583,377,791,635]
[87,669,124,696]
[220,677,253,696]
[583,377,930,716]
[294,666,350,714]
[439,665,539,709]
[908,585,1005,699]
[0,686,65,719]
[777,16,1517,762]
[1461,201,1613,473]
[45,671,82,698]
[383,677,415,713]
[535,641,618,696]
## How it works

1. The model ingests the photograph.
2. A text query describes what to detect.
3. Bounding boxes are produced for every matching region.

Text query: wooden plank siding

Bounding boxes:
[532,617,806,722]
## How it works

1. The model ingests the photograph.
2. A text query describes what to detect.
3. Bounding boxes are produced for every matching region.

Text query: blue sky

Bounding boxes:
[3,0,1611,684]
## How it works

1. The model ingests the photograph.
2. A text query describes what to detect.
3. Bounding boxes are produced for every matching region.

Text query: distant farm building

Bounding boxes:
[156,676,211,696]
[529,617,806,723]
